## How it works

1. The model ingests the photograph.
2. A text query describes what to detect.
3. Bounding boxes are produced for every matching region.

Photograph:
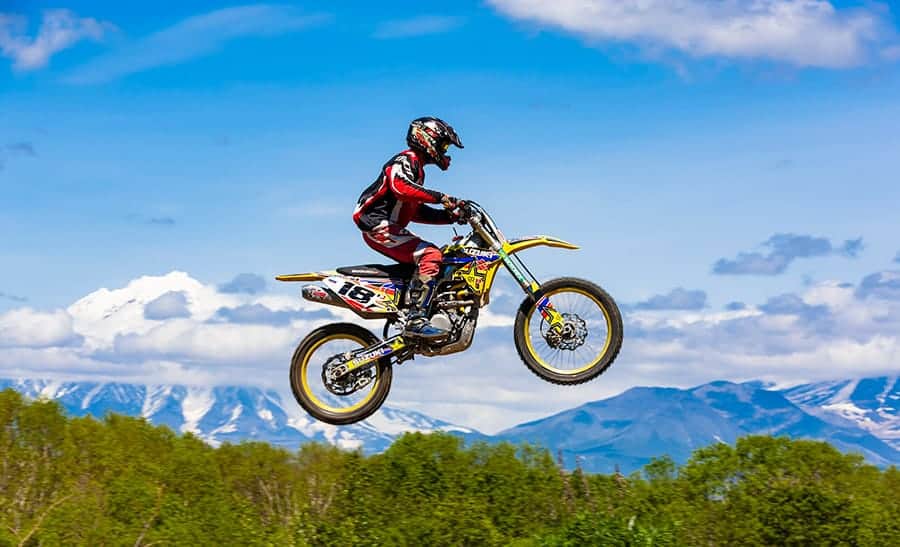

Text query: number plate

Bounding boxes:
[324,276,400,313]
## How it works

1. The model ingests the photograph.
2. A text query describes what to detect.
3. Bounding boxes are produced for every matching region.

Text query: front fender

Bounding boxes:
[502,236,579,255]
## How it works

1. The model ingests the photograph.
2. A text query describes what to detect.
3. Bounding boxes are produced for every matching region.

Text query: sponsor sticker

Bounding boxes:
[302,286,330,302]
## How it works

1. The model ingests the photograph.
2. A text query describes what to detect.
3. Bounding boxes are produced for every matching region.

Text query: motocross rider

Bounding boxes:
[353,117,465,340]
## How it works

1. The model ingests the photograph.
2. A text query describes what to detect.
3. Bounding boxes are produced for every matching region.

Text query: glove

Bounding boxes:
[451,200,469,224]
[441,194,458,210]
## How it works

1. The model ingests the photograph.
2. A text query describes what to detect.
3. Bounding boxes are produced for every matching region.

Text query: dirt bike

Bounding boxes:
[276,201,623,425]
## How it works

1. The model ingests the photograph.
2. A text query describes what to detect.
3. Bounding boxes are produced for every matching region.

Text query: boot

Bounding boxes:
[403,277,447,340]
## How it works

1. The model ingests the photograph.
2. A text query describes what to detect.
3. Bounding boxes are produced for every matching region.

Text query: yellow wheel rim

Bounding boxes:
[523,287,613,375]
[299,334,381,414]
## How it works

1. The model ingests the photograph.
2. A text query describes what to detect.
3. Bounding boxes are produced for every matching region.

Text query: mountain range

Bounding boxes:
[499,377,900,473]
[2,375,898,474]
[0,379,475,454]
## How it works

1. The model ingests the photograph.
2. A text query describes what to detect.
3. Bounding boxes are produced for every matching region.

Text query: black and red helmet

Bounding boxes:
[406,117,463,171]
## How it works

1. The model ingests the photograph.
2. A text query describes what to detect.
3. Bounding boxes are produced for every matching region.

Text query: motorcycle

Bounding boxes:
[276,201,623,425]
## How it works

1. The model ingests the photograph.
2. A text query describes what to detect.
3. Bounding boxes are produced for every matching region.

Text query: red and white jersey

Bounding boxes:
[353,149,452,231]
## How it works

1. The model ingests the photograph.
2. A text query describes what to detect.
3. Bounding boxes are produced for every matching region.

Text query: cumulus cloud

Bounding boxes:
[213,303,331,325]
[0,308,81,348]
[713,233,863,275]
[0,272,352,394]
[220,273,266,295]
[633,287,707,310]
[144,291,191,320]
[856,271,900,301]
[758,293,830,323]
[0,9,111,70]
[3,267,900,432]
[64,5,328,84]
[623,273,900,391]
[112,322,299,365]
[373,16,464,39]
[487,0,893,68]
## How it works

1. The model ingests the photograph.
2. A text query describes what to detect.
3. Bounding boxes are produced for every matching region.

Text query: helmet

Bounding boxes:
[406,117,463,171]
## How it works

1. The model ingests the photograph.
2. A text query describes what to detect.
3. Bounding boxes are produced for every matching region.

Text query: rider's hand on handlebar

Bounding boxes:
[441,194,458,210]
[441,195,469,224]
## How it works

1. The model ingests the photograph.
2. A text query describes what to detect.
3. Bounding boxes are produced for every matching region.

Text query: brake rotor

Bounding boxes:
[321,355,375,396]
[542,313,588,351]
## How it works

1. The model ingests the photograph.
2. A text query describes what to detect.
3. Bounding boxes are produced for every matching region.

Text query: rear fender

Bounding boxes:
[278,271,403,319]
[276,271,333,282]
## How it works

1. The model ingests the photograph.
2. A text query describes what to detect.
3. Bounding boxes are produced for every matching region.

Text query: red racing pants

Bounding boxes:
[362,223,443,280]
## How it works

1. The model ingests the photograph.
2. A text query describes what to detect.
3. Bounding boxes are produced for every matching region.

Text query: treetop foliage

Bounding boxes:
[1,388,897,546]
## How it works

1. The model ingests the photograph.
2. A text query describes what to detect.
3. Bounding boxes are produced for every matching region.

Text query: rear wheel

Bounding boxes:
[514,277,623,385]
[289,323,393,425]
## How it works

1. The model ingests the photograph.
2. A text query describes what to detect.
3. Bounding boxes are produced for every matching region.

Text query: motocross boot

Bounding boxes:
[403,277,447,340]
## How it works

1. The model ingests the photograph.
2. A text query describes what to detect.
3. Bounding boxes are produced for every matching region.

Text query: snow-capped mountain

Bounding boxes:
[4,376,899,474]
[783,376,900,451]
[0,379,477,453]
[496,380,900,473]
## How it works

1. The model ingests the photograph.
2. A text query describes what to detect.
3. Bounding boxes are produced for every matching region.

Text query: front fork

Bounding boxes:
[497,249,566,333]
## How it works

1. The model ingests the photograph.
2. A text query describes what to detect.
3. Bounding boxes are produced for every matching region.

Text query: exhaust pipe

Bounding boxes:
[301,284,349,309]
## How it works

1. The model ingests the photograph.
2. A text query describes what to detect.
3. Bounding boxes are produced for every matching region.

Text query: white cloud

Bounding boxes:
[0,347,218,387]
[144,291,192,320]
[624,279,900,388]
[112,320,303,365]
[64,5,328,84]
[2,269,900,433]
[0,271,348,386]
[67,271,226,349]
[63,270,341,366]
[385,275,900,432]
[0,9,111,71]
[0,308,80,348]
[488,0,893,68]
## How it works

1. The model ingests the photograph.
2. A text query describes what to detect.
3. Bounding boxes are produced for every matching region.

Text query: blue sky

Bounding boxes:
[2,1,900,430]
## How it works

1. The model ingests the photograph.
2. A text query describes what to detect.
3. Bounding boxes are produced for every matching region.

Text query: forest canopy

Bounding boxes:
[1,388,898,546]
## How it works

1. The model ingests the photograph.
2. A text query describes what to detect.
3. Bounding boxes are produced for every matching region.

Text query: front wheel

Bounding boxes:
[289,323,393,425]
[514,277,623,385]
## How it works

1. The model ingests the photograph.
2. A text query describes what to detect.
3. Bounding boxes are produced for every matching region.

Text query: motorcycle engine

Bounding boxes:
[420,289,478,356]
[429,312,454,332]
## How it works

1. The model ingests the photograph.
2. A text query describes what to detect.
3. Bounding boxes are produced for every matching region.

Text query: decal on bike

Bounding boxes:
[323,277,400,313]
[463,248,500,259]
[302,285,331,302]
[498,249,537,292]
[537,296,565,329]
[454,260,492,294]
[346,337,406,371]
[337,282,376,305]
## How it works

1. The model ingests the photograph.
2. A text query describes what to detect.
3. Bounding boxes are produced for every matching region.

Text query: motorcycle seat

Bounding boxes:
[336,263,416,279]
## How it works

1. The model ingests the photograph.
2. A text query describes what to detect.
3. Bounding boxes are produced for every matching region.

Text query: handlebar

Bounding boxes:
[457,201,476,222]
